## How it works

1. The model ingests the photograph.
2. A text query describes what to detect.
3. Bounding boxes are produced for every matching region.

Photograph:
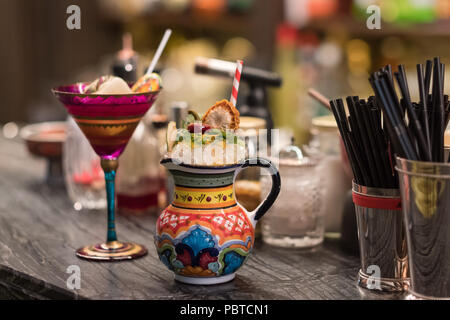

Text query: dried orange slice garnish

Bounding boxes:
[202,99,240,130]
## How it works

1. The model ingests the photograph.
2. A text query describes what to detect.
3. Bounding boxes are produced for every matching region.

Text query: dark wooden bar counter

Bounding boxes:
[0,135,405,300]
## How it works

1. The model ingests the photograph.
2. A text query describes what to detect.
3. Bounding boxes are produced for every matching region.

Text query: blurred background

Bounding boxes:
[2,0,450,144]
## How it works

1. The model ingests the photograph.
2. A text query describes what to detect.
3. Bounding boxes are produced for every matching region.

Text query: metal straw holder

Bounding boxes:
[352,182,410,292]
[396,157,450,299]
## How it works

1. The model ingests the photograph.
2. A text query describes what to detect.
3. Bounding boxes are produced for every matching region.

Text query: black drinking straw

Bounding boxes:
[330,100,359,182]
[430,72,436,159]
[417,64,432,155]
[336,98,372,185]
[370,72,418,160]
[330,93,403,187]
[430,58,443,161]
[330,99,365,185]
[369,104,396,187]
[403,99,419,156]
[374,95,398,184]
[394,71,431,161]
[347,113,370,179]
[445,95,450,128]
[383,67,405,119]
[370,76,403,159]
[380,71,420,160]
[358,99,386,186]
[385,64,394,83]
[398,66,410,100]
[346,97,377,186]
[436,58,445,162]
[424,59,433,96]
[398,65,412,120]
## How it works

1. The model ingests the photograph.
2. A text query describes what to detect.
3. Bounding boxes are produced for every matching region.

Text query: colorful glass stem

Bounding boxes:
[101,158,118,243]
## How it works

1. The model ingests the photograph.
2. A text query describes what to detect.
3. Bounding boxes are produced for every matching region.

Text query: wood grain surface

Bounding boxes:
[0,136,405,300]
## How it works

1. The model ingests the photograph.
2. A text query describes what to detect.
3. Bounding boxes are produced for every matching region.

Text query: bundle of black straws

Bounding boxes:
[330,57,450,188]
[330,96,396,188]
[370,57,449,163]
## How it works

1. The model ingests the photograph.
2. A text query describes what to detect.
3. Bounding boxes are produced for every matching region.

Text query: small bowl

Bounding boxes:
[21,121,67,158]
[21,121,67,186]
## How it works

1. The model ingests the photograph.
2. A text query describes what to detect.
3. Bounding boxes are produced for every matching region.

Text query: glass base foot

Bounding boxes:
[76,241,147,261]
[357,269,409,292]
[262,234,323,248]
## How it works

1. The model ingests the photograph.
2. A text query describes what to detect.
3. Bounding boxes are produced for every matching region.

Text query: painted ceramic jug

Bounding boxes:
[155,157,281,285]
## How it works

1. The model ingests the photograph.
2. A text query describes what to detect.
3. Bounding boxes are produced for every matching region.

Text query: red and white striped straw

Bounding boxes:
[230,60,243,107]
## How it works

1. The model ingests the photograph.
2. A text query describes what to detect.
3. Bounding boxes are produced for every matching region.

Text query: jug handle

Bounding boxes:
[234,158,281,223]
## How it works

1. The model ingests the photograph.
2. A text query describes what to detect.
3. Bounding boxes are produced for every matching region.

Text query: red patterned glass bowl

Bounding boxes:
[52,83,160,158]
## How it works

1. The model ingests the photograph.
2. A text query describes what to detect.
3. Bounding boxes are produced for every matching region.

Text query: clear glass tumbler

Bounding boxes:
[116,120,164,214]
[63,116,106,211]
[396,156,450,299]
[261,150,325,248]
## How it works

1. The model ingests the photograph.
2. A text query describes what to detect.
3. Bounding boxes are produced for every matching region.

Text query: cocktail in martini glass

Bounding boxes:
[52,81,160,260]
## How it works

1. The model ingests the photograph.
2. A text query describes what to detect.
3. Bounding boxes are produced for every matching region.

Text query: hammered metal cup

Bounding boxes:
[396,157,450,299]
[352,182,410,292]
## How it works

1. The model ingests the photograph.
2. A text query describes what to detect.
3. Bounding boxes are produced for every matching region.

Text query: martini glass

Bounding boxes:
[52,83,160,261]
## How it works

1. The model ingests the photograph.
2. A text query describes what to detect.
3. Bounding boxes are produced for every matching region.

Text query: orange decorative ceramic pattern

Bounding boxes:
[155,204,254,278]
[157,205,254,245]
[173,185,235,209]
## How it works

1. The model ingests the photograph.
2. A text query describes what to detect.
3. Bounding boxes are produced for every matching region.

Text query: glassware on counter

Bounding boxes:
[116,119,164,214]
[63,116,106,211]
[309,115,352,235]
[396,157,450,299]
[261,145,325,248]
[21,121,67,187]
[352,182,409,292]
[53,83,160,261]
